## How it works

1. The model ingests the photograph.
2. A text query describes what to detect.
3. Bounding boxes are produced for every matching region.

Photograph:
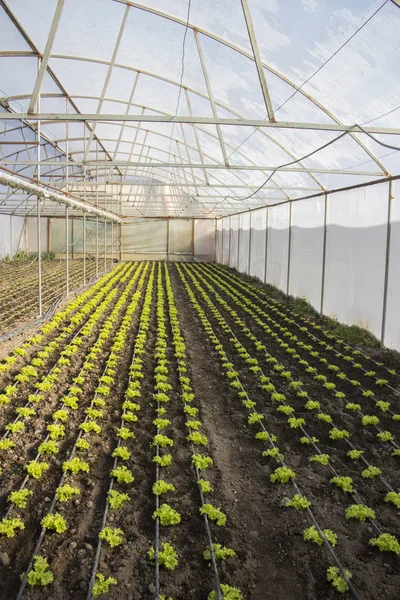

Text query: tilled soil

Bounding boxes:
[0,261,399,600]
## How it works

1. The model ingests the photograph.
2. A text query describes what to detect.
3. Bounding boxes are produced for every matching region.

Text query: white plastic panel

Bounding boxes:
[289,197,325,310]
[238,213,250,274]
[215,219,223,263]
[222,217,230,266]
[0,214,26,258]
[383,180,400,350]
[229,214,239,269]
[26,218,49,253]
[123,219,168,254]
[169,219,192,255]
[194,219,215,262]
[249,208,267,282]
[323,183,389,338]
[266,204,290,292]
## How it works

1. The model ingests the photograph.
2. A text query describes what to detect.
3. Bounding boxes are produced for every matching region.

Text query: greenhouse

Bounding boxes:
[0,0,399,598]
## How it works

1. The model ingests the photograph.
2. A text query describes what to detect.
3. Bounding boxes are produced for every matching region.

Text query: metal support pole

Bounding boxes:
[71,218,75,260]
[37,70,42,316]
[96,216,99,278]
[10,215,13,258]
[65,206,69,296]
[237,215,241,271]
[104,220,107,271]
[37,196,42,316]
[381,181,393,347]
[191,219,195,261]
[111,220,114,265]
[119,222,122,261]
[167,219,170,262]
[65,98,69,296]
[83,214,86,284]
[248,212,252,275]
[213,219,217,263]
[264,208,269,284]
[286,201,293,295]
[228,216,232,267]
[320,193,328,316]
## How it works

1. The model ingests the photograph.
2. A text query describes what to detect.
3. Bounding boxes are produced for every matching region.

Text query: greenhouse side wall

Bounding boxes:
[0,214,27,258]
[215,180,400,352]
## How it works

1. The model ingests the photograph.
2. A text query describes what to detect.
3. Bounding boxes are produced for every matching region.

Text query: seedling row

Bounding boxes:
[0,261,398,599]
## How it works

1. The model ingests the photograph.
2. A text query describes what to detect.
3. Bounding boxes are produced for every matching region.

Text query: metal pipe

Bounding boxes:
[248,212,252,275]
[37,71,42,316]
[286,201,293,295]
[65,206,69,296]
[83,213,86,284]
[96,216,99,278]
[104,220,107,271]
[380,181,393,347]
[320,194,328,316]
[264,208,269,284]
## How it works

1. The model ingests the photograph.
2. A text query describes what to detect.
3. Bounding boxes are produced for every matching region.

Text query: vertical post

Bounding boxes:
[111,220,114,265]
[65,206,69,296]
[119,222,122,261]
[228,215,232,267]
[37,71,42,316]
[37,197,42,316]
[286,201,293,295]
[248,212,252,276]
[104,220,107,271]
[83,214,86,284]
[320,193,328,316]
[237,215,241,271]
[96,216,99,278]
[381,181,393,347]
[65,98,69,296]
[167,218,170,262]
[71,218,75,260]
[191,219,195,261]
[264,207,269,284]
[47,218,51,253]
[213,219,217,263]
[10,215,13,258]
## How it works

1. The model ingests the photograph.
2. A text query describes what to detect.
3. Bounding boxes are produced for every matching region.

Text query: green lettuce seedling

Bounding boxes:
[0,517,24,537]
[330,476,353,492]
[41,513,67,534]
[369,533,400,554]
[56,484,80,503]
[270,467,296,483]
[285,494,310,510]
[8,489,32,508]
[92,573,117,597]
[345,504,375,522]
[200,503,226,526]
[148,542,178,570]
[204,543,236,561]
[153,480,176,496]
[327,566,352,593]
[26,555,54,587]
[153,503,181,526]
[303,525,337,547]
[208,584,243,600]
[99,527,124,547]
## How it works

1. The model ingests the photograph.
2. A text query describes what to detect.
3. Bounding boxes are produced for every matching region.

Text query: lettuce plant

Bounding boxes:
[26,555,54,587]
[148,542,178,570]
[327,566,352,593]
[92,573,117,597]
[200,503,226,526]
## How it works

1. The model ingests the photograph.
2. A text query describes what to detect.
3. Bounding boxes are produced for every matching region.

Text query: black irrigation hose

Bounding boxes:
[165,266,223,600]
[179,264,361,600]
[16,265,142,599]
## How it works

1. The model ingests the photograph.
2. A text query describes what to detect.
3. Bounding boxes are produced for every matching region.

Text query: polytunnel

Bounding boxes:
[0,1,400,598]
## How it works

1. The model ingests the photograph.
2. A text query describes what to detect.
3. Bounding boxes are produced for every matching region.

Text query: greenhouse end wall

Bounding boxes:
[215,180,400,352]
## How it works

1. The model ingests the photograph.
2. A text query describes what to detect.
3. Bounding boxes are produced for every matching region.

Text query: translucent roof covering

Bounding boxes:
[0,0,399,218]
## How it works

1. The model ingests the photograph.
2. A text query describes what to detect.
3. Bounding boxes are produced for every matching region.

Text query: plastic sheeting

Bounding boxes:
[266,203,289,292]
[217,179,400,350]
[0,214,25,258]
[323,183,388,339]
[229,215,239,270]
[289,197,325,311]
[249,208,267,281]
[383,180,400,350]
[238,213,250,274]
[169,219,192,256]
[194,219,215,262]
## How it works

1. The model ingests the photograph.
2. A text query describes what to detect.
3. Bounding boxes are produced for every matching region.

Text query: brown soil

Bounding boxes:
[0,261,398,600]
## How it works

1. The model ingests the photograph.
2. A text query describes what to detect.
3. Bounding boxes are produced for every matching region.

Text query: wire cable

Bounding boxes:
[222,0,389,166]
[209,130,348,212]
[356,124,400,151]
